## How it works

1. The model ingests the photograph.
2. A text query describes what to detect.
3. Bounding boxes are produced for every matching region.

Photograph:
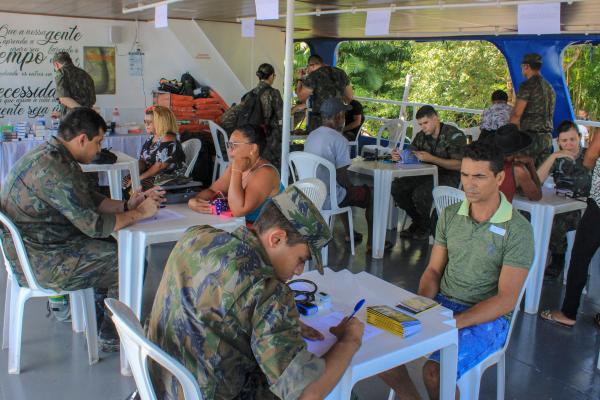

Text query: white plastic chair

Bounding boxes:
[292,178,327,211]
[347,126,363,158]
[361,119,407,157]
[181,139,202,178]
[455,264,535,400]
[208,121,229,182]
[0,211,98,374]
[288,152,355,266]
[463,126,481,142]
[105,299,203,400]
[432,186,466,216]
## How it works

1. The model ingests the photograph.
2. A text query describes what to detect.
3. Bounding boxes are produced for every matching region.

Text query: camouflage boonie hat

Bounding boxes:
[270,186,332,274]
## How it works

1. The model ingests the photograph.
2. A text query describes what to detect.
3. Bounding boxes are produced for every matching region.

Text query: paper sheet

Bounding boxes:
[136,208,184,225]
[365,9,391,36]
[303,312,382,357]
[255,0,279,20]
[241,18,255,37]
[155,4,168,28]
[518,3,560,35]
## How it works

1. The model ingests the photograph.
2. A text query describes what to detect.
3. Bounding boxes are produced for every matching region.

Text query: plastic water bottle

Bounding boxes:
[51,114,59,130]
[111,107,120,132]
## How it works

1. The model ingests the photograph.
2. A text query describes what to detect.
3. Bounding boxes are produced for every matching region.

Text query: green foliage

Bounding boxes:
[564,44,600,120]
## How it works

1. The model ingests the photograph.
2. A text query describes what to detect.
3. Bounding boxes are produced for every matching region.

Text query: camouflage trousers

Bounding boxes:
[4,235,118,298]
[524,131,553,168]
[550,210,582,254]
[391,174,460,232]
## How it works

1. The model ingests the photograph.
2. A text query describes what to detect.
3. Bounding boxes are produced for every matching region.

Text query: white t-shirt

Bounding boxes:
[304,126,351,209]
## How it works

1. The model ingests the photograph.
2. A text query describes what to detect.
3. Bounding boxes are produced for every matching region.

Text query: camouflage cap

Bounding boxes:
[270,186,332,274]
[522,53,542,66]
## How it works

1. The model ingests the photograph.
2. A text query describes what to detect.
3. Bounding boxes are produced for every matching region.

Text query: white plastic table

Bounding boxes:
[116,204,245,375]
[348,159,439,258]
[512,187,587,314]
[0,133,148,186]
[80,151,141,200]
[299,268,458,400]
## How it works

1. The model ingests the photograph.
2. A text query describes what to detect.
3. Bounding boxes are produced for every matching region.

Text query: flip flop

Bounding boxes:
[539,309,575,328]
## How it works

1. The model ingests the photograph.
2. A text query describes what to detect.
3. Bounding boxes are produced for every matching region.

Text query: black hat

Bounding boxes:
[494,124,532,155]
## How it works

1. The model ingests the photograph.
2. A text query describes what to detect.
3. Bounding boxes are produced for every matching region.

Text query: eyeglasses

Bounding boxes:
[225,141,251,150]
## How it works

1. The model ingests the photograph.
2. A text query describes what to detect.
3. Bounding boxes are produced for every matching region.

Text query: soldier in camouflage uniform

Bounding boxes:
[296,54,352,131]
[391,105,466,240]
[0,108,162,350]
[147,186,364,400]
[254,63,284,170]
[53,52,96,119]
[510,53,556,167]
[537,121,592,278]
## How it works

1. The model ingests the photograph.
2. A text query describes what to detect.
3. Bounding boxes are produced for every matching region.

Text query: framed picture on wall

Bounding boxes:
[83,47,116,94]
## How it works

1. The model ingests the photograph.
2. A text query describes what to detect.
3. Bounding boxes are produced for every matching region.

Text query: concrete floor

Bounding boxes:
[1,203,599,400]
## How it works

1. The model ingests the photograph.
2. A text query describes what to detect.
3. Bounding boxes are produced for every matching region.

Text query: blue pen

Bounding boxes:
[347,299,366,320]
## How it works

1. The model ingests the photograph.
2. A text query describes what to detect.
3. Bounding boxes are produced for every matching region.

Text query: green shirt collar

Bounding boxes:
[457,192,513,223]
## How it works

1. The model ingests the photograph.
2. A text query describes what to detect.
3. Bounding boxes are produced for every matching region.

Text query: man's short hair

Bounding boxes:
[557,120,581,137]
[58,108,108,141]
[491,90,508,102]
[522,53,542,71]
[416,105,437,119]
[253,201,306,246]
[463,141,504,175]
[308,54,323,65]
[52,51,73,64]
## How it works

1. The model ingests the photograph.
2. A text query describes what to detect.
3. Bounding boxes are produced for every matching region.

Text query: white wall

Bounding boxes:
[0,12,285,125]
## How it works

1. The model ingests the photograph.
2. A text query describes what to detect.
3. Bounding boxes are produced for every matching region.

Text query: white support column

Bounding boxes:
[280,0,295,186]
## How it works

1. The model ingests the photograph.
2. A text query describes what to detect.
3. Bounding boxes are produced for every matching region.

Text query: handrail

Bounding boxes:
[574,119,600,128]
[354,96,484,116]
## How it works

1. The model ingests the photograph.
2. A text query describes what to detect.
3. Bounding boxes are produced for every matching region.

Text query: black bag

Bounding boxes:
[180,72,198,96]
[92,148,117,164]
[235,87,270,130]
[159,78,182,94]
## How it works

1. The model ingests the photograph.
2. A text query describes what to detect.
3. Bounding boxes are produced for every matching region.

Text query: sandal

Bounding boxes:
[345,231,363,244]
[540,309,575,328]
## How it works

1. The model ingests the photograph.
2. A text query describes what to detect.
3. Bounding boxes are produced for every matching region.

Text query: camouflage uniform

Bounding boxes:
[549,148,592,254]
[302,66,350,131]
[0,137,117,297]
[147,187,332,400]
[391,123,466,232]
[54,62,96,119]
[255,81,284,170]
[516,74,556,167]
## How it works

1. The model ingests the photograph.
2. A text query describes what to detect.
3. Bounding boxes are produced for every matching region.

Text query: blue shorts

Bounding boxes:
[429,294,509,380]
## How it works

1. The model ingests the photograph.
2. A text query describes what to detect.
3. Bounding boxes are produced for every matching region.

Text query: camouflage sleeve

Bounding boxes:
[36,161,115,238]
[445,128,467,160]
[54,70,69,99]
[251,281,325,399]
[516,79,532,102]
[273,89,284,127]
[409,131,424,151]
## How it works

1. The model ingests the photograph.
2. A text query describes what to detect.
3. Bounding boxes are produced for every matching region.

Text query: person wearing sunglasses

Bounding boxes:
[188,125,283,224]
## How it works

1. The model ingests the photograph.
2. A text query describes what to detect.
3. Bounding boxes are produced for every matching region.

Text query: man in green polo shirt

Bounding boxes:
[380,141,534,400]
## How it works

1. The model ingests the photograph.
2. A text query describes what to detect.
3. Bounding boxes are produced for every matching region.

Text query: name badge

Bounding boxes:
[489,225,506,236]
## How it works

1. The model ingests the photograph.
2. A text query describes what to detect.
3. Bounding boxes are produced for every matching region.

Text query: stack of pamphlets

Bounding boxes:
[366,305,421,338]
[396,295,439,314]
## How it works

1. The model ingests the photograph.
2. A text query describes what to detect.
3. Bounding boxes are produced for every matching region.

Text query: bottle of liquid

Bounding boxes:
[110,107,120,134]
